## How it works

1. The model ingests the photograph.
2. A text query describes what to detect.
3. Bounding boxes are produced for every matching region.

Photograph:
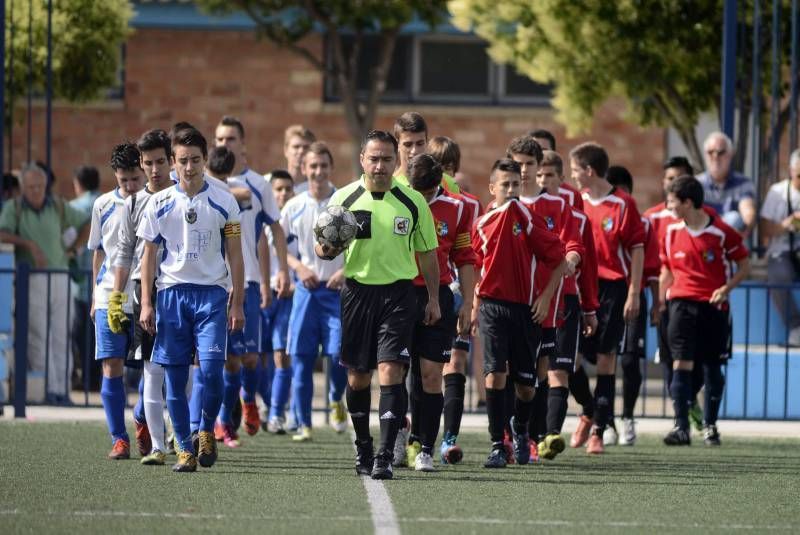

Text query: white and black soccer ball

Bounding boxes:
[314,205,358,249]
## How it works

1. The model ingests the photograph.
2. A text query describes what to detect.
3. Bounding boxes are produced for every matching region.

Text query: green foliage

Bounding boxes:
[4,0,133,103]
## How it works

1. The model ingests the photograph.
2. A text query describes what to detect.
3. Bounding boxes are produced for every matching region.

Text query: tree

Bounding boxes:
[449,0,797,179]
[198,0,447,171]
[4,0,133,104]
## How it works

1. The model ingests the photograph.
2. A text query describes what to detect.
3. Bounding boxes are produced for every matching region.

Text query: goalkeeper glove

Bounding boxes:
[107,291,130,334]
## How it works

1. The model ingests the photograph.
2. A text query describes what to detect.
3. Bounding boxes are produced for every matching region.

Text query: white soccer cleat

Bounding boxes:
[603,424,619,446]
[618,418,637,446]
[414,451,435,472]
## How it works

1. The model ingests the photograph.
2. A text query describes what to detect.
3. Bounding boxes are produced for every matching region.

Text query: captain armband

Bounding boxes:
[224,222,242,238]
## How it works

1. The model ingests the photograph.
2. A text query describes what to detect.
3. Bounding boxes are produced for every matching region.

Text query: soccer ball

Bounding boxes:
[314,205,358,250]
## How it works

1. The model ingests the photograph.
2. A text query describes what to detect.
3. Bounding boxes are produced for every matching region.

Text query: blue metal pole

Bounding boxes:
[0,0,5,177]
[770,0,781,182]
[14,263,29,418]
[6,0,14,172]
[790,0,799,150]
[45,0,52,170]
[751,0,762,193]
[721,0,738,137]
[25,0,31,163]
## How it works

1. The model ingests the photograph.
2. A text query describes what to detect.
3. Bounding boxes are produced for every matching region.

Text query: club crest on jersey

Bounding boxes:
[602,216,613,233]
[185,208,197,224]
[512,222,522,236]
[545,216,555,230]
[436,220,448,237]
[703,249,715,263]
[394,216,410,235]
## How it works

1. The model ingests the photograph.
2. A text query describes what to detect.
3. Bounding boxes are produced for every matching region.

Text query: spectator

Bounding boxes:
[696,131,756,234]
[0,163,90,403]
[760,148,800,345]
[70,166,101,389]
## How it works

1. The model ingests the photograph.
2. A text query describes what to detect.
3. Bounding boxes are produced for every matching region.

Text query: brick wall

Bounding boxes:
[7,28,667,211]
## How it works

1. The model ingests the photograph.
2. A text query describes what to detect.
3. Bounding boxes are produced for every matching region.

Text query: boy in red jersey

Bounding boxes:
[570,142,646,455]
[405,154,476,471]
[661,176,749,446]
[472,159,566,468]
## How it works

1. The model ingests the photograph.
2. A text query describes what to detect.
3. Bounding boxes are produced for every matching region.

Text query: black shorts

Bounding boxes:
[410,285,456,363]
[340,278,416,372]
[553,294,581,372]
[478,298,541,386]
[127,280,155,366]
[657,302,672,364]
[667,299,731,362]
[580,278,628,358]
[619,290,647,359]
[538,328,556,361]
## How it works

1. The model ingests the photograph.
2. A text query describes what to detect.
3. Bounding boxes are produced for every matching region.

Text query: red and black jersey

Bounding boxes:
[642,217,660,283]
[457,190,484,224]
[472,199,564,306]
[570,208,600,313]
[559,182,584,211]
[644,201,718,246]
[413,188,475,287]
[661,215,748,303]
[581,187,646,282]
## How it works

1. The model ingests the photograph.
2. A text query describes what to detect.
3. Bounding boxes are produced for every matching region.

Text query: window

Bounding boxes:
[324,35,411,102]
[416,38,490,99]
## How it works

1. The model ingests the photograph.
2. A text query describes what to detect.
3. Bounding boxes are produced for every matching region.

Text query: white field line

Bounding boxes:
[350,431,401,535]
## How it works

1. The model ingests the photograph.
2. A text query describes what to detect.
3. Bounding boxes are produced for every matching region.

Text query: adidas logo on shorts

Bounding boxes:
[379,411,397,420]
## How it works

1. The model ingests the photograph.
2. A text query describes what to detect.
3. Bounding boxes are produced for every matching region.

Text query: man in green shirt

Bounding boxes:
[316,130,441,480]
[0,163,89,403]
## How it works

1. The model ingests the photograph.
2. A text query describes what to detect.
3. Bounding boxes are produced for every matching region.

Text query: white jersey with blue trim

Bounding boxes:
[228,168,280,284]
[280,188,343,282]
[138,181,240,290]
[88,189,135,312]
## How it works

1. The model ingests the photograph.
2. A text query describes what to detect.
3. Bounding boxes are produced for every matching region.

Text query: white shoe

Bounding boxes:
[603,424,619,446]
[267,416,286,435]
[414,451,435,472]
[330,400,348,433]
[618,418,636,446]
[392,417,409,467]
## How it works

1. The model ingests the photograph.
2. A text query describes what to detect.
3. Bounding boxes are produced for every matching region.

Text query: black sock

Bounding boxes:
[419,391,444,455]
[513,394,534,436]
[529,379,549,442]
[670,369,692,430]
[378,384,405,458]
[703,363,725,426]
[409,362,423,442]
[485,387,505,444]
[546,386,569,435]
[621,353,642,419]
[691,363,705,400]
[593,374,615,433]
[443,373,466,438]
[569,365,594,418]
[503,380,515,435]
[347,385,371,443]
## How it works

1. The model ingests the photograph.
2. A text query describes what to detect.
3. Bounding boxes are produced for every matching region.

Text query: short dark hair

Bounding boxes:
[305,141,334,168]
[207,146,236,177]
[269,169,294,183]
[427,136,461,173]
[540,150,563,176]
[606,165,634,194]
[490,158,522,179]
[137,129,171,159]
[506,135,543,164]
[408,154,443,192]
[663,155,694,175]
[172,128,208,159]
[73,165,100,191]
[569,142,609,178]
[110,142,141,171]
[667,175,704,208]
[169,122,195,142]
[219,115,245,139]
[361,130,398,154]
[393,111,427,141]
[528,129,556,151]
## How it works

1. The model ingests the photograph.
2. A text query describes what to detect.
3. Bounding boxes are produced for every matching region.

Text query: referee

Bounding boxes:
[316,130,440,480]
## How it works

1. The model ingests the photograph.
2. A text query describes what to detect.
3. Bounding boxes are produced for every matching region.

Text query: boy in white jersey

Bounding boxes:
[89,142,143,460]
[281,142,348,441]
[138,128,245,473]
[111,129,175,465]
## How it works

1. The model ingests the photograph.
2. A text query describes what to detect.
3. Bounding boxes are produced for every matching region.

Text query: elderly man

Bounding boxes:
[0,163,89,403]
[696,131,756,235]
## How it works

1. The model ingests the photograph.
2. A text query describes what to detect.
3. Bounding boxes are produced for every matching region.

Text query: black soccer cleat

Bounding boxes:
[484,447,508,468]
[371,451,394,480]
[355,438,375,477]
[703,425,721,446]
[663,426,691,446]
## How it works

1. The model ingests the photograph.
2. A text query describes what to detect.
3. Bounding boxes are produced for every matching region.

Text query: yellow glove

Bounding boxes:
[107,291,130,334]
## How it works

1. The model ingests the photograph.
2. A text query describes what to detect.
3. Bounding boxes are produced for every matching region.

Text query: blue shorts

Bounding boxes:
[152,284,228,366]
[95,309,132,360]
[287,285,341,356]
[228,282,262,356]
[261,291,292,353]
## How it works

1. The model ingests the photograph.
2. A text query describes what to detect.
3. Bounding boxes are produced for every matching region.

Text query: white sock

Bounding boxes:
[143,360,166,453]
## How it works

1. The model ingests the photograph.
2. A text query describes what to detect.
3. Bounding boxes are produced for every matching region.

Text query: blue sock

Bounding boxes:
[133,374,146,424]
[200,360,225,432]
[189,366,204,434]
[292,353,316,428]
[258,356,274,407]
[101,375,128,443]
[164,365,192,453]
[241,365,259,404]
[219,370,240,425]
[329,354,347,403]
[269,367,292,420]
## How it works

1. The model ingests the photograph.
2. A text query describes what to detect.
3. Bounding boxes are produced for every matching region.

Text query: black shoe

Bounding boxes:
[355,439,374,476]
[371,451,394,480]
[484,447,507,468]
[703,425,721,446]
[663,426,691,446]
